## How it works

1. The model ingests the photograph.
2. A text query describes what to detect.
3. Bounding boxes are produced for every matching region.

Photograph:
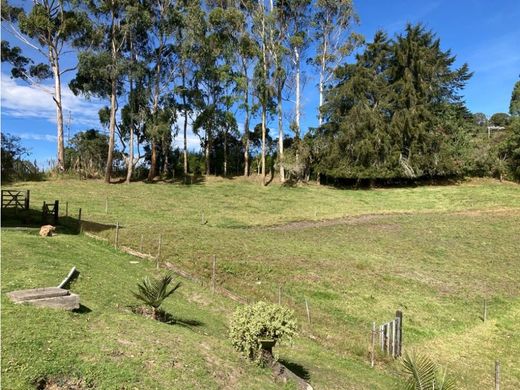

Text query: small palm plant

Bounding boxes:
[402,352,456,390]
[132,274,181,320]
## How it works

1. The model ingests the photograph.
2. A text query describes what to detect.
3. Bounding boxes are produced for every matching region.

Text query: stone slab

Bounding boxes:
[24,293,80,310]
[7,287,69,302]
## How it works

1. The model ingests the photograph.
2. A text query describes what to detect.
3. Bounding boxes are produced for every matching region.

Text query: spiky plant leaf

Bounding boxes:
[402,352,437,390]
[132,274,181,310]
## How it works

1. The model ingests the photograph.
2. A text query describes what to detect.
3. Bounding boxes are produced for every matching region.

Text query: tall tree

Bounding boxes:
[145,0,180,181]
[1,0,90,171]
[510,79,520,117]
[70,0,132,183]
[311,0,361,126]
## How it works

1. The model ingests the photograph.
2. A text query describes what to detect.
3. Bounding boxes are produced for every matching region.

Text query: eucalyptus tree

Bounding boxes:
[235,0,258,177]
[145,0,180,180]
[1,0,91,171]
[311,0,361,126]
[268,0,291,182]
[70,0,135,183]
[191,1,240,176]
[252,0,275,185]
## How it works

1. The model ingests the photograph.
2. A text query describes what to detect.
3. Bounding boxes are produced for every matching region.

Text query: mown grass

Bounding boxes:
[1,230,284,390]
[2,177,520,389]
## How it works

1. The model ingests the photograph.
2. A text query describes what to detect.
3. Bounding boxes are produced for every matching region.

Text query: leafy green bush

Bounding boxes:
[229,301,297,361]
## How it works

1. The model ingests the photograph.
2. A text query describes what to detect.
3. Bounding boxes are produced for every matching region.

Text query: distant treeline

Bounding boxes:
[1,0,519,184]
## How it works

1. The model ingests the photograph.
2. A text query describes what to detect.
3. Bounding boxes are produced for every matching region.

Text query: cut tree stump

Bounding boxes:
[7,287,80,310]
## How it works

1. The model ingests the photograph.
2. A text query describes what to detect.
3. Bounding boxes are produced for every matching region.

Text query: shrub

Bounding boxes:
[132,274,181,320]
[229,301,297,361]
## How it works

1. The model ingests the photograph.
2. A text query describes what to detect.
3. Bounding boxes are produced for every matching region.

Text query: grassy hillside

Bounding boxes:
[2,177,520,389]
[1,229,285,390]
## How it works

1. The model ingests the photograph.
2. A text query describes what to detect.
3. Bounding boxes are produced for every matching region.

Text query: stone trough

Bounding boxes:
[7,287,80,310]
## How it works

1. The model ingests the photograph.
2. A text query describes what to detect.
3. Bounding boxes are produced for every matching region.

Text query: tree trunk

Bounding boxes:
[183,110,188,176]
[205,132,211,175]
[125,126,134,184]
[244,112,250,177]
[294,46,301,177]
[105,77,117,183]
[277,85,285,183]
[318,39,327,127]
[51,50,65,172]
[261,5,267,186]
[148,141,157,181]
[261,105,266,185]
[224,127,228,176]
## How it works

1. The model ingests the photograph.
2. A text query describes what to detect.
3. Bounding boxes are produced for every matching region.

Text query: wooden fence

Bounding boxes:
[42,200,59,225]
[1,190,30,210]
[380,310,403,358]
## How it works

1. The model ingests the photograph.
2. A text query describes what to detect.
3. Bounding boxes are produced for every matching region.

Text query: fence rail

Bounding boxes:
[380,310,403,358]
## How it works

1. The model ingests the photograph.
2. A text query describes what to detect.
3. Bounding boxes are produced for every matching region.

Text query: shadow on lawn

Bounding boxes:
[130,306,204,329]
[1,208,114,235]
[278,359,311,381]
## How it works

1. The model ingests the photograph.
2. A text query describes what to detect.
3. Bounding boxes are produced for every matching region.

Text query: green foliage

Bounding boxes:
[132,273,181,319]
[65,129,111,178]
[229,301,297,361]
[318,24,472,180]
[510,80,520,117]
[489,113,511,127]
[0,132,41,182]
[401,352,456,390]
[501,118,520,181]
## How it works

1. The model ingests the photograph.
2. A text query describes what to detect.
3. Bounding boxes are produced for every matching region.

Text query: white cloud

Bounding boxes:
[1,73,102,128]
[18,132,57,142]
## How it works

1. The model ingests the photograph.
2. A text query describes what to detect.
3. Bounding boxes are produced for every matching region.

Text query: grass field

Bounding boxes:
[2,177,520,389]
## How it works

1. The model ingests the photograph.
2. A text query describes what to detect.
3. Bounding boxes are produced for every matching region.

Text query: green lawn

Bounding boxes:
[2,177,520,389]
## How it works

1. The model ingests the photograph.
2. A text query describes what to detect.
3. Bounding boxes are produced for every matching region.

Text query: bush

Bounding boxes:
[229,301,297,361]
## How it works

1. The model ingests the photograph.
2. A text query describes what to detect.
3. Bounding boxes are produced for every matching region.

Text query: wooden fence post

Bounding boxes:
[65,201,69,217]
[371,321,376,367]
[211,255,217,293]
[483,300,487,322]
[278,285,282,305]
[53,200,59,225]
[25,190,30,210]
[396,310,403,357]
[495,360,500,390]
[105,196,108,214]
[78,208,82,233]
[155,234,162,270]
[305,298,311,324]
[115,222,120,248]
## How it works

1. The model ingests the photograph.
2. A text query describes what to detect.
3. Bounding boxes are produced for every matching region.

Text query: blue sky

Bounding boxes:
[1,0,519,168]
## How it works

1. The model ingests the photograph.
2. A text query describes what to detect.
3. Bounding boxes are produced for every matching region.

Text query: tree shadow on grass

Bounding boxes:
[278,359,311,381]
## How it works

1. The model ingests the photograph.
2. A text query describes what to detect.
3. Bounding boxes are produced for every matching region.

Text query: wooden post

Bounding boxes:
[483,300,487,322]
[53,200,59,225]
[389,320,395,358]
[278,285,282,305]
[25,190,30,210]
[495,360,500,390]
[305,298,311,324]
[211,255,216,293]
[15,194,18,215]
[65,201,69,217]
[396,310,403,357]
[370,321,376,368]
[139,234,144,252]
[105,197,108,214]
[115,222,120,248]
[78,208,82,233]
[155,234,162,270]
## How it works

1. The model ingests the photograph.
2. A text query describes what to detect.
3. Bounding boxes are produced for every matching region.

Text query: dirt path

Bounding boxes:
[262,207,520,232]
